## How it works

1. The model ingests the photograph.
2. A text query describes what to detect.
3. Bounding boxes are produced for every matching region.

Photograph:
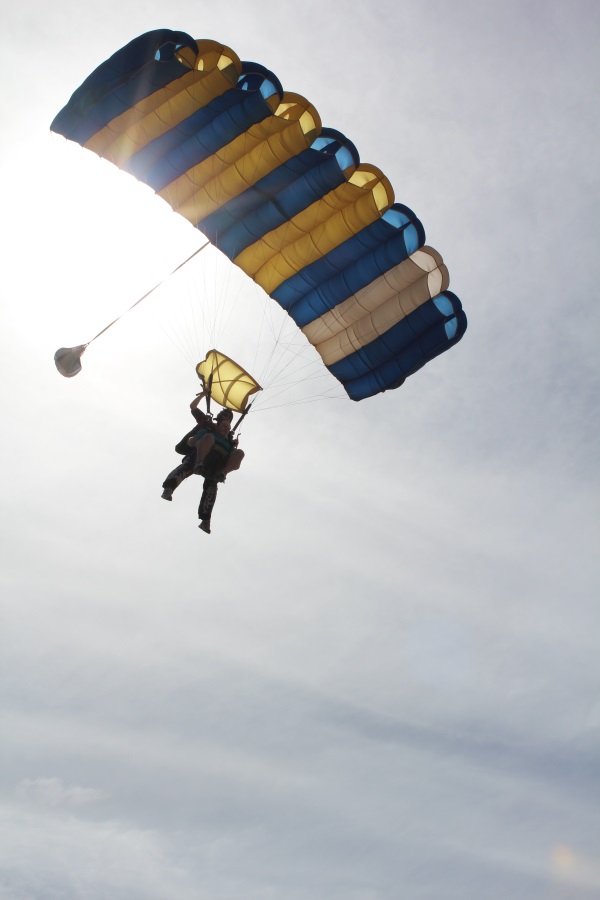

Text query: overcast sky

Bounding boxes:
[1,1,599,898]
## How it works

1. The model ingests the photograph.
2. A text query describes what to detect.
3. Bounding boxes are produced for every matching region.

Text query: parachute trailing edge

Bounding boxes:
[51,29,467,400]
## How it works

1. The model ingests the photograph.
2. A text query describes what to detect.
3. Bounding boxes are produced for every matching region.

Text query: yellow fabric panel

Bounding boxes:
[304,247,450,366]
[169,39,240,74]
[173,45,199,70]
[84,42,241,166]
[196,349,262,412]
[271,93,320,143]
[347,167,393,212]
[234,165,394,294]
[158,93,320,226]
[182,39,241,76]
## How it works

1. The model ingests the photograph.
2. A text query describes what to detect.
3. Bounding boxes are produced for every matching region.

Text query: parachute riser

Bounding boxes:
[232,400,254,436]
[205,372,214,416]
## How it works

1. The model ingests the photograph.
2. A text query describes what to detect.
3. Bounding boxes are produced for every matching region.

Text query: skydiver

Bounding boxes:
[161,392,244,535]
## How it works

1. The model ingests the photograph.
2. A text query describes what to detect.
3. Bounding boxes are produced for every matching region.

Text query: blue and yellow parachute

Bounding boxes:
[51,29,467,401]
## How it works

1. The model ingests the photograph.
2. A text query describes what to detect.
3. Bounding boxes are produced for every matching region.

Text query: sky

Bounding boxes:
[1,1,599,897]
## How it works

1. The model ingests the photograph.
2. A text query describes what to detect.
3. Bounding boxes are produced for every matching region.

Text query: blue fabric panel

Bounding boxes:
[51,30,196,145]
[236,63,283,100]
[205,154,347,256]
[126,89,253,182]
[200,153,315,242]
[330,300,444,382]
[330,292,467,399]
[289,227,423,327]
[127,86,276,191]
[272,204,425,316]
[342,311,468,399]
[201,128,359,255]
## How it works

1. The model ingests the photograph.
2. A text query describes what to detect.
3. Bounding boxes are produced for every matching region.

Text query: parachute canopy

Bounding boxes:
[51,29,467,401]
[196,350,262,413]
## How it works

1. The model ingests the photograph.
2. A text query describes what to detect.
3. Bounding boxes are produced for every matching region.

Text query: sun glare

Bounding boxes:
[41,137,340,410]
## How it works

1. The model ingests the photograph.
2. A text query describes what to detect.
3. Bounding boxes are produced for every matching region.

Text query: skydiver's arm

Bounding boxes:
[191,390,209,426]
[190,390,207,411]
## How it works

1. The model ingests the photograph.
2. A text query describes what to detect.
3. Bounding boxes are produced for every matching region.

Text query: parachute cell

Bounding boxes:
[51,29,467,400]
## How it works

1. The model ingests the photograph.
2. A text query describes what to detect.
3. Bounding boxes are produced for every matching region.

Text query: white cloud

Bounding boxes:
[0,802,201,900]
[14,777,104,809]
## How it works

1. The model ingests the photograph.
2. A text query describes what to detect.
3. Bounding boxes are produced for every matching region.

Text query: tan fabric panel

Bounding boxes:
[196,350,261,412]
[158,93,320,225]
[234,165,394,294]
[303,247,446,343]
[304,247,450,366]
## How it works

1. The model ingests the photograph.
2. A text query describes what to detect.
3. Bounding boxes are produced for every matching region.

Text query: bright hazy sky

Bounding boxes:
[1,1,599,898]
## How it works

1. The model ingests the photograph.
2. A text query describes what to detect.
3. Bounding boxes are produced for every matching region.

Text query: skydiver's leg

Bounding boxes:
[161,454,194,500]
[198,478,219,534]
[194,433,216,471]
[221,449,244,477]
